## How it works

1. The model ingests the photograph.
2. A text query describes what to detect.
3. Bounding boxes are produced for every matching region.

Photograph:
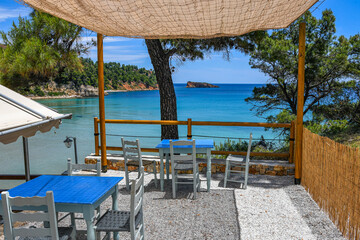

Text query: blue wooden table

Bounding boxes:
[0,175,123,240]
[156,139,214,192]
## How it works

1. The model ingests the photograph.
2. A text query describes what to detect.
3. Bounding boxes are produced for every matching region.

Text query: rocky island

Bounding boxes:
[186,81,219,88]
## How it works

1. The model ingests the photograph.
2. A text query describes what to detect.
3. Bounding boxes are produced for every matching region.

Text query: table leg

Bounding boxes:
[165,153,170,180]
[112,184,119,240]
[160,149,164,191]
[83,207,96,240]
[112,184,119,211]
[207,148,211,192]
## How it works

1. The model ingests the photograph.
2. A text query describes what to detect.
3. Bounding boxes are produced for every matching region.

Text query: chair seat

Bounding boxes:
[174,163,193,170]
[19,227,73,240]
[226,155,246,163]
[95,210,142,232]
[126,160,154,167]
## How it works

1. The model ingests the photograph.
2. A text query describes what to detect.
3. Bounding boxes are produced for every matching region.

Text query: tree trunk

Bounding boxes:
[145,39,179,140]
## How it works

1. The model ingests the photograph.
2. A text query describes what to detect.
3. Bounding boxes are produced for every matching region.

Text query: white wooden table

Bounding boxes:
[155,139,214,192]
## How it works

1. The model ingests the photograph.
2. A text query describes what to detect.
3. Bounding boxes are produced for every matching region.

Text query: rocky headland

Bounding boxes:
[186,81,219,88]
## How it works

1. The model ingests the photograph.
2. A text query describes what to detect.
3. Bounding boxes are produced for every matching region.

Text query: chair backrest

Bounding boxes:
[121,138,143,167]
[1,191,59,240]
[130,166,145,240]
[67,158,101,176]
[170,140,196,167]
[245,133,253,164]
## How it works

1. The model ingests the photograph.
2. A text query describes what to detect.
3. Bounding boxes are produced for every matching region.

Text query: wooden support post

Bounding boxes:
[94,117,100,155]
[295,22,306,184]
[97,33,107,172]
[289,120,295,163]
[187,118,192,139]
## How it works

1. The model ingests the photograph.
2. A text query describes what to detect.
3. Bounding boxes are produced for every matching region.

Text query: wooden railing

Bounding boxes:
[94,118,295,162]
[0,175,40,180]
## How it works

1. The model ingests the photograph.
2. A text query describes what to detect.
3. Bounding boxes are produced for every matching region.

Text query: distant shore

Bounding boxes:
[30,88,158,100]
[105,89,157,93]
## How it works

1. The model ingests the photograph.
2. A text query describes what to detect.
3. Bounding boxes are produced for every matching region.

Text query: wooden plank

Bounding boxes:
[103,119,188,125]
[0,175,40,180]
[97,33,107,171]
[94,117,100,155]
[98,119,291,128]
[187,118,192,139]
[289,120,295,163]
[295,22,306,184]
[191,121,291,128]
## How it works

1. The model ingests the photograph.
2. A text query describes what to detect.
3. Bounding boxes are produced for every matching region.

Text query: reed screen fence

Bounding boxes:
[302,128,360,239]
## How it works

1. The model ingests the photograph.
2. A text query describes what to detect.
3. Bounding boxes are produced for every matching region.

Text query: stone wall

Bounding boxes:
[85,154,294,176]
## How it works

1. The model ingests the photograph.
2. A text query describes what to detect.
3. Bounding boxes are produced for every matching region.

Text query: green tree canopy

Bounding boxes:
[245,10,360,121]
[0,11,92,90]
[56,58,157,89]
[145,33,265,139]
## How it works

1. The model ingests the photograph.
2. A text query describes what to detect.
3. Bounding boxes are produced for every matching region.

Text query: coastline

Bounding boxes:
[105,88,157,93]
[30,88,158,100]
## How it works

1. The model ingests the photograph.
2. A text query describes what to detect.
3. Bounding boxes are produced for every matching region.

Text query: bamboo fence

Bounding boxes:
[302,128,360,239]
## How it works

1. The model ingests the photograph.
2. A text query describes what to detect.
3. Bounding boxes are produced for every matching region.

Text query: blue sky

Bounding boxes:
[0,0,359,83]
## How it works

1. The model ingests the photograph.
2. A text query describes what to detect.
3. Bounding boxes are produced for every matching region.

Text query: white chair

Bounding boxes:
[224,133,252,189]
[95,166,145,240]
[170,140,200,199]
[67,158,101,176]
[1,191,72,240]
[122,138,157,190]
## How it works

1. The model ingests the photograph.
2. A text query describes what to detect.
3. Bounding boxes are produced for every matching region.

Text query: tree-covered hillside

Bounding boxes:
[55,58,157,90]
[0,11,157,95]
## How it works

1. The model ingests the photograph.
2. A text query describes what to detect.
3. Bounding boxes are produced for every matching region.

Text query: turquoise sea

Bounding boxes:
[0,84,279,188]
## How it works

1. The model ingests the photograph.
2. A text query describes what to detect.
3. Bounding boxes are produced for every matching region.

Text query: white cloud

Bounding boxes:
[84,53,149,62]
[102,45,140,51]
[0,7,32,22]
[78,36,134,44]
[87,46,142,54]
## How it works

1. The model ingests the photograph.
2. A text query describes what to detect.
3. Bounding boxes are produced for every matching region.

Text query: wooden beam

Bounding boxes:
[97,33,107,171]
[0,174,41,180]
[94,117,100,155]
[96,119,291,128]
[295,22,306,184]
[289,120,295,163]
[187,118,192,139]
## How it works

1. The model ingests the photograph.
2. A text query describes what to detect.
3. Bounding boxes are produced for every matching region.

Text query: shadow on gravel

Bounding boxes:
[144,179,219,200]
[246,175,294,189]
[283,185,345,240]
[213,172,294,189]
[115,179,241,240]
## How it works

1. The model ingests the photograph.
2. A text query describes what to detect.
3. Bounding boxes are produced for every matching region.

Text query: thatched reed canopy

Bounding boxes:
[18,0,318,39]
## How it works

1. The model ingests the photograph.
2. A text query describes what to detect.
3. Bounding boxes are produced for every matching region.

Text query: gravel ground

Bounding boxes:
[0,170,345,240]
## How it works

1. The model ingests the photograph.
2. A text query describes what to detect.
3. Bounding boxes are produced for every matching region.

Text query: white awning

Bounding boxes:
[19,0,318,39]
[0,84,72,144]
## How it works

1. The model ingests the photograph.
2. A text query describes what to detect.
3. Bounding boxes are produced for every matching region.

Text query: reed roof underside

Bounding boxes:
[19,0,318,39]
